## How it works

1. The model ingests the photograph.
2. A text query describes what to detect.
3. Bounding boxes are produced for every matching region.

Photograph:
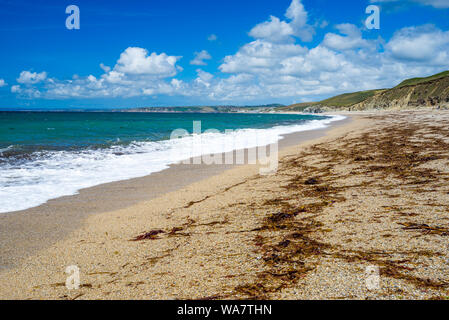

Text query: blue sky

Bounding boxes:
[0,0,449,109]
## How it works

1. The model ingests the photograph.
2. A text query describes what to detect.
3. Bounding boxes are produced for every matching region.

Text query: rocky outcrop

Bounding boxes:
[349,75,449,111]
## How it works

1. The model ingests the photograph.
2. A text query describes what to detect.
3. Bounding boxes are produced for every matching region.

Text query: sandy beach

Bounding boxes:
[1,111,449,300]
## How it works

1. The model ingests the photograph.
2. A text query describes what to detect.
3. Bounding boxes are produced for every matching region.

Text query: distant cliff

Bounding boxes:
[279,71,449,112]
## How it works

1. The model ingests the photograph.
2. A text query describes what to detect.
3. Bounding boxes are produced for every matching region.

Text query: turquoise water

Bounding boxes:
[0,111,342,213]
[0,112,325,153]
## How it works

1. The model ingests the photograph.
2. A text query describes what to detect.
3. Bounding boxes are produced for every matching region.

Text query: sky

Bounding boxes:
[0,0,449,109]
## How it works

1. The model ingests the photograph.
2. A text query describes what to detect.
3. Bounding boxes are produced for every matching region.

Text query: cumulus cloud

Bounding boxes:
[114,47,181,77]
[216,18,449,101]
[17,71,47,84]
[190,50,212,66]
[0,79,6,87]
[10,47,184,99]
[323,24,372,51]
[194,69,214,87]
[211,0,449,102]
[220,40,306,74]
[249,16,294,43]
[11,84,42,98]
[249,0,315,43]
[386,25,449,63]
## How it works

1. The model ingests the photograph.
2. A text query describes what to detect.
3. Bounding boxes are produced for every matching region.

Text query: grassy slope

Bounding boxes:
[395,71,449,88]
[280,70,449,111]
[277,102,317,112]
[278,89,382,111]
[318,89,382,107]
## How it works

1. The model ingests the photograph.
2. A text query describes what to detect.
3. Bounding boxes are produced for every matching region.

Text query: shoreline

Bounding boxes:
[0,115,351,271]
[1,113,341,215]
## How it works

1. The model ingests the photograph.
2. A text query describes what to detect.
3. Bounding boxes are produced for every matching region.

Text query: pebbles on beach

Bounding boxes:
[1,111,449,300]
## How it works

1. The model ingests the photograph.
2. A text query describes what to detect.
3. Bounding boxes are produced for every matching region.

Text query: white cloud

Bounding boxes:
[0,79,6,87]
[216,19,449,101]
[285,0,315,41]
[420,0,449,8]
[17,71,47,84]
[386,25,449,63]
[371,0,449,8]
[220,40,306,74]
[114,47,181,77]
[10,84,42,98]
[11,47,185,99]
[102,70,125,84]
[280,46,349,75]
[100,63,111,72]
[323,24,372,51]
[194,69,214,87]
[249,16,295,43]
[249,0,314,43]
[208,34,217,41]
[190,50,212,66]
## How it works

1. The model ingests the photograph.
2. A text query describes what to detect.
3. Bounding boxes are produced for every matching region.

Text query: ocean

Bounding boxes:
[0,111,344,213]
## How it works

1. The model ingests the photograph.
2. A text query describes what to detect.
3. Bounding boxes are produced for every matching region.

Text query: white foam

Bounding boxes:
[0,145,14,155]
[0,115,345,213]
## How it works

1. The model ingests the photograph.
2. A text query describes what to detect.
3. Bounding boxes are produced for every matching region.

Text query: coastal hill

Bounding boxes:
[120,104,283,113]
[279,70,449,112]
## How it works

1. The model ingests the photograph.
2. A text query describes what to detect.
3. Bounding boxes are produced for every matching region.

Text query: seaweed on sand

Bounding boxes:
[131,229,165,241]
[232,114,449,299]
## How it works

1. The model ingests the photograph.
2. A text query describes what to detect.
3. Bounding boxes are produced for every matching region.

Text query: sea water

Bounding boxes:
[0,111,345,213]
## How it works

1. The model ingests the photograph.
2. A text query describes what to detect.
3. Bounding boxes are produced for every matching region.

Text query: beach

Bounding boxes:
[1,110,449,300]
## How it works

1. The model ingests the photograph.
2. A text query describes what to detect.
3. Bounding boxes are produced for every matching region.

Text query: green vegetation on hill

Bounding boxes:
[277,89,382,111]
[395,71,449,88]
[318,89,382,107]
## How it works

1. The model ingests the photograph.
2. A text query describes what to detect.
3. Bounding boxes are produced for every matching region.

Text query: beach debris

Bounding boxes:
[267,211,297,223]
[168,226,184,234]
[184,180,249,208]
[354,155,375,162]
[132,229,165,241]
[398,222,449,236]
[196,294,225,300]
[304,177,319,185]
[167,226,191,238]
[71,293,85,300]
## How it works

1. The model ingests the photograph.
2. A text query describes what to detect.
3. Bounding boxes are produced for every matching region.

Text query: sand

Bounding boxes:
[1,111,448,300]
